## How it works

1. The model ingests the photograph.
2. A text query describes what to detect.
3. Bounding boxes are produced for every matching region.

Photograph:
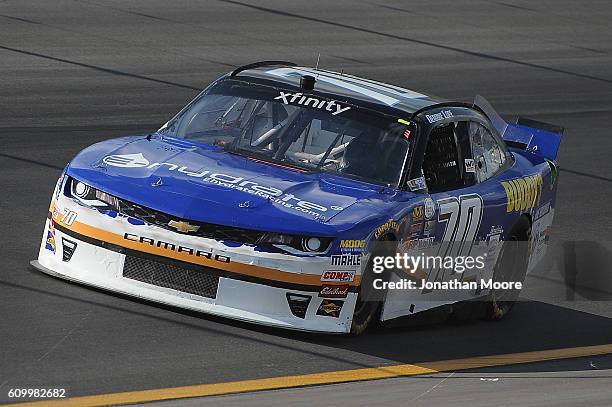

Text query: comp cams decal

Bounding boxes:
[102,153,334,217]
[321,270,356,282]
[274,92,351,116]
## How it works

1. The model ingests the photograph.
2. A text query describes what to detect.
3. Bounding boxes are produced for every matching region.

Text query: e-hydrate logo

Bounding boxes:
[102,153,338,216]
[103,153,149,168]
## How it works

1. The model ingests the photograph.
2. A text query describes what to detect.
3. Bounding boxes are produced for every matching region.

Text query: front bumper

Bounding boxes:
[35,195,359,334]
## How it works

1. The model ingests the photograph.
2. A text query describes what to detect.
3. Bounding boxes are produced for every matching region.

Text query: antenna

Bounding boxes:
[315,52,321,77]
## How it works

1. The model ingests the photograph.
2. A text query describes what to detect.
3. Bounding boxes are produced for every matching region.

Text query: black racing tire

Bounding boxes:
[350,241,394,335]
[485,215,531,320]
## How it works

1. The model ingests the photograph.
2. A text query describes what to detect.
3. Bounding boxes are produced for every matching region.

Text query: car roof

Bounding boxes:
[232,64,444,115]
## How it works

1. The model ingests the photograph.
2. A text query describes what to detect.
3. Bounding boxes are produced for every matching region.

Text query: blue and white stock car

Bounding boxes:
[33,61,563,334]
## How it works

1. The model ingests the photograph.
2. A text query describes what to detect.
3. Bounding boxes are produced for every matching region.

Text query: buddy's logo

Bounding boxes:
[501,174,543,213]
[274,92,351,116]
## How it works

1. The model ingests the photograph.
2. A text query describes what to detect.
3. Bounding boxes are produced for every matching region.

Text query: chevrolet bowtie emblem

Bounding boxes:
[168,220,200,233]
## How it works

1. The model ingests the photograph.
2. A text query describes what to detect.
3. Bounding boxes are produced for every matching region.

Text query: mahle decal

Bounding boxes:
[501,174,543,213]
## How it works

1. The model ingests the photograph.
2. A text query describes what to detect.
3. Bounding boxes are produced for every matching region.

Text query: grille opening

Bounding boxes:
[286,293,312,319]
[61,238,77,262]
[123,255,219,299]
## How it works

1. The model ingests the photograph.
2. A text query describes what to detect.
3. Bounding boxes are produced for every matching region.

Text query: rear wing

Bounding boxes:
[474,95,564,161]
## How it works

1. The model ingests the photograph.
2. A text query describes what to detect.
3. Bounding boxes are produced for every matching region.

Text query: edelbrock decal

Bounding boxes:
[274,92,351,116]
[102,153,336,217]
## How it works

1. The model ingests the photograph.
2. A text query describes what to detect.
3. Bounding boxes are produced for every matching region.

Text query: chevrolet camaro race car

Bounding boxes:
[32,61,563,334]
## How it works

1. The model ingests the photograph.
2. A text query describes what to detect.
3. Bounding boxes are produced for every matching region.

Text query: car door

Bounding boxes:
[381,106,512,320]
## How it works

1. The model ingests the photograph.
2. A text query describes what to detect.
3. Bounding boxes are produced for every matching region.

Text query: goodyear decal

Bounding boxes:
[374,219,399,239]
[501,174,543,213]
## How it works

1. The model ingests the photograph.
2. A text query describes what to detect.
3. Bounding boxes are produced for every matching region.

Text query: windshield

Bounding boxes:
[162,79,413,186]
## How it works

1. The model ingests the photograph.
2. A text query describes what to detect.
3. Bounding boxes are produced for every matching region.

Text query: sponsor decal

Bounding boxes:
[62,209,78,226]
[319,284,349,298]
[374,219,399,239]
[103,153,150,168]
[423,197,435,220]
[274,91,351,116]
[486,226,504,257]
[321,270,356,282]
[423,220,436,236]
[102,153,336,217]
[409,222,423,237]
[339,239,365,253]
[330,254,361,267]
[425,109,453,123]
[316,299,344,317]
[534,201,551,220]
[124,233,230,263]
[407,176,426,191]
[168,220,200,233]
[488,225,503,236]
[501,174,543,213]
[402,236,435,251]
[411,205,424,222]
[45,220,56,254]
[464,158,475,173]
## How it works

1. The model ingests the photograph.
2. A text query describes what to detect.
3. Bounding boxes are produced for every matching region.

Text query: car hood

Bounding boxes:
[66,135,396,235]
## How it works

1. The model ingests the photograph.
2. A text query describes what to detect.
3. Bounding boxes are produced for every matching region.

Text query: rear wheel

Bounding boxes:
[485,216,531,320]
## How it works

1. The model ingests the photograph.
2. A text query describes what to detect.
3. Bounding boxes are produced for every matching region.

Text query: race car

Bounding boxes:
[32,61,563,334]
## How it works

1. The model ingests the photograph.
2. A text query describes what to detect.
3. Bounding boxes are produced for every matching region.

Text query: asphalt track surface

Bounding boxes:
[1,0,612,405]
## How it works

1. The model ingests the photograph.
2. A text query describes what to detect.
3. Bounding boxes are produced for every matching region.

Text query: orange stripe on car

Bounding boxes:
[55,217,361,287]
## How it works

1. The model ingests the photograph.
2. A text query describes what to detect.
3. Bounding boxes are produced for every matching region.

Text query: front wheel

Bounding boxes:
[485,216,531,320]
[350,242,394,335]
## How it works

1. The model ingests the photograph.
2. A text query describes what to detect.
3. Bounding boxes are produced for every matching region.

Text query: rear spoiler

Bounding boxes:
[474,95,564,161]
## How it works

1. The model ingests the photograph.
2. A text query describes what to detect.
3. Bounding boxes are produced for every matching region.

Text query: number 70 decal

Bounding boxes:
[437,194,483,258]
[423,194,483,289]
